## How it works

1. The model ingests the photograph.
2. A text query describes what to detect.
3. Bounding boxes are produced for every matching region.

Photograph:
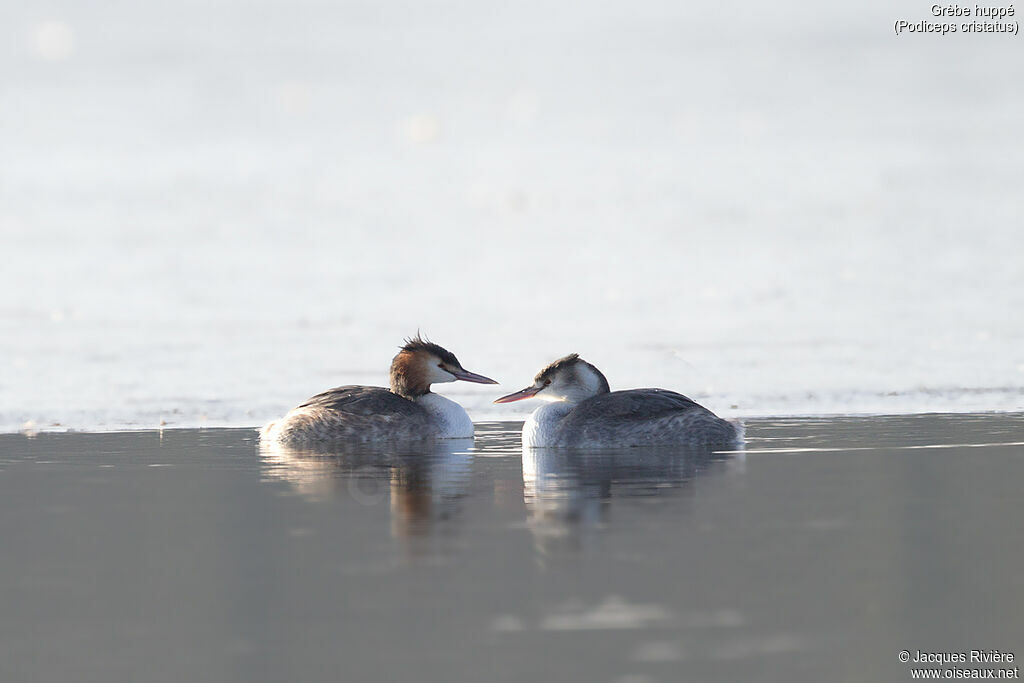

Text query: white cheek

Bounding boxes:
[427,364,456,384]
[537,384,565,402]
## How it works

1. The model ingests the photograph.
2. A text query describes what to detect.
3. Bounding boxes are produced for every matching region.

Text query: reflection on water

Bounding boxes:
[259,431,746,560]
[4,416,1022,683]
[522,445,743,557]
[260,438,474,554]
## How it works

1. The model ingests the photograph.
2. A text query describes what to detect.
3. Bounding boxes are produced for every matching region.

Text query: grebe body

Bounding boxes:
[496,354,740,449]
[261,336,496,445]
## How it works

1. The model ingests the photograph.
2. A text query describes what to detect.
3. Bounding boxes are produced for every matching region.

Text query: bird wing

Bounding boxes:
[297,386,428,419]
[555,389,734,448]
[565,389,703,422]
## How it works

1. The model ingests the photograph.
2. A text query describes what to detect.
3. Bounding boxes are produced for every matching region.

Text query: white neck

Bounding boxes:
[416,393,474,439]
[522,402,575,448]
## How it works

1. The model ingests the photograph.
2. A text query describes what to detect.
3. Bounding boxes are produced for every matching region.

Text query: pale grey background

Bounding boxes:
[2,0,1022,430]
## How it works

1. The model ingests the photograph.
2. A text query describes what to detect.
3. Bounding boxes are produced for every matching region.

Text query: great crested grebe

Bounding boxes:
[261,336,497,444]
[494,354,741,448]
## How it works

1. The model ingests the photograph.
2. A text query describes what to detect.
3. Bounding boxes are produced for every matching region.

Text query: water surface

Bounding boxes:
[1,413,1022,682]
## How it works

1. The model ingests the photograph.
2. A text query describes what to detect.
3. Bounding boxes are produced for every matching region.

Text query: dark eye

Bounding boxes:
[544,379,551,386]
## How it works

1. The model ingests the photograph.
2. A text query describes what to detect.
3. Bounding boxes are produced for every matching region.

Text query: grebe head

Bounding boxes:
[389,335,497,399]
[493,353,610,404]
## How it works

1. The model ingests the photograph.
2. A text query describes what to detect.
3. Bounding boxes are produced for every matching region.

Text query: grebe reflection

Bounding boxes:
[521,445,744,557]
[259,438,474,554]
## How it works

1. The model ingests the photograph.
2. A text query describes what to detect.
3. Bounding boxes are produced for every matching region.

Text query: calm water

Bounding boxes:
[2,413,1022,682]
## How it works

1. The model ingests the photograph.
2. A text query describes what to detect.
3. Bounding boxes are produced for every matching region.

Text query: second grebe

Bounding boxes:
[261,336,497,445]
[494,354,741,448]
